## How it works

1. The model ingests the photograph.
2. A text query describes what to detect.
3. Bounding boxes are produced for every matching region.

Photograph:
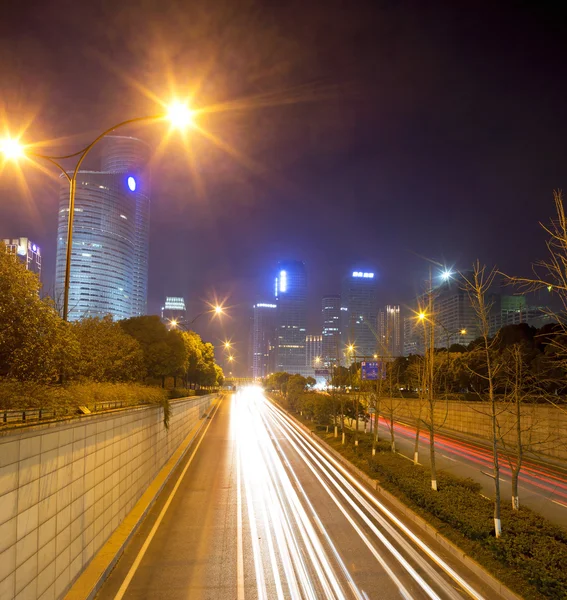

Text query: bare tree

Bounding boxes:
[463,262,504,537]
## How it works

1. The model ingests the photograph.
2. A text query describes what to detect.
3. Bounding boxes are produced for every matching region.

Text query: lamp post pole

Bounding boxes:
[1,104,193,321]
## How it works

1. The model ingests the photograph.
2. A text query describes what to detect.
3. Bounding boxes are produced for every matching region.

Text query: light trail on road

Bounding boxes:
[232,387,486,600]
[370,416,567,503]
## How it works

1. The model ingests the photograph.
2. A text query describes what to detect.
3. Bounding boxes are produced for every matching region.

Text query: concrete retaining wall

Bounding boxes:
[380,397,567,461]
[0,394,214,600]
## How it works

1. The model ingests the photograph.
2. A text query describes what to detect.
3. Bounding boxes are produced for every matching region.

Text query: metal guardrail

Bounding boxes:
[1,393,217,426]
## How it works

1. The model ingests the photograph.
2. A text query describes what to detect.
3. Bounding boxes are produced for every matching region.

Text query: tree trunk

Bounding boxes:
[429,421,437,491]
[389,413,396,452]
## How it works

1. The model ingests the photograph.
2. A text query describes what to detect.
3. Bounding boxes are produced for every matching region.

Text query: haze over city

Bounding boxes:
[1,1,567,599]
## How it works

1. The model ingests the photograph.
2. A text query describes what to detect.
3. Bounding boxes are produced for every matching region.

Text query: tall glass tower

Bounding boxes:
[55,136,150,321]
[321,295,341,366]
[342,269,378,361]
[275,260,308,375]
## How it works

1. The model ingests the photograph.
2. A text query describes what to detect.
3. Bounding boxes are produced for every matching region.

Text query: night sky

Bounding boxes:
[1,0,567,374]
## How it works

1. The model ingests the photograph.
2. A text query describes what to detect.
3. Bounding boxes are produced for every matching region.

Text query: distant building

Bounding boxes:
[2,237,41,279]
[404,272,478,354]
[161,296,187,325]
[54,136,150,321]
[322,294,341,366]
[252,302,277,379]
[403,316,420,356]
[275,260,309,375]
[378,305,402,357]
[489,294,552,336]
[305,334,323,369]
[342,269,378,362]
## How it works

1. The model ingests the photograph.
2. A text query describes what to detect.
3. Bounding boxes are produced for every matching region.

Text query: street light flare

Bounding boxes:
[167,101,193,129]
[0,137,25,160]
[418,312,426,321]
[170,319,178,328]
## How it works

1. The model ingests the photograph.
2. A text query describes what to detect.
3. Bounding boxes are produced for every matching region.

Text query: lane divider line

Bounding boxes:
[113,398,223,600]
[64,396,220,600]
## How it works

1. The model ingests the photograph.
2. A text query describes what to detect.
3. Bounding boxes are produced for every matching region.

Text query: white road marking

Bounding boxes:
[552,499,567,509]
[236,441,245,600]
[114,400,222,600]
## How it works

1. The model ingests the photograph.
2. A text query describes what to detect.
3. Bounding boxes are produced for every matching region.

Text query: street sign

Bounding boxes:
[314,369,330,376]
[368,407,376,414]
[361,361,379,380]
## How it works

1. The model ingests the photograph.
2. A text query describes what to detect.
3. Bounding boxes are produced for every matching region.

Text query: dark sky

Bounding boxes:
[1,0,566,374]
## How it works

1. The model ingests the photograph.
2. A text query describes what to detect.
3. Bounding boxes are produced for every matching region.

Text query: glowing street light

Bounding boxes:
[166,101,193,129]
[1,100,194,321]
[228,355,234,362]
[460,328,467,336]
[418,312,426,321]
[224,341,231,350]
[441,270,453,281]
[170,319,178,328]
[214,305,224,315]
[0,138,25,160]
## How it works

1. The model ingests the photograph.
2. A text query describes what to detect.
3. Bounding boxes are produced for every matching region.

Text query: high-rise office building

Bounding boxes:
[305,334,323,368]
[379,305,402,357]
[342,270,378,361]
[55,136,150,321]
[275,260,308,375]
[488,294,551,336]
[161,297,187,325]
[252,302,277,379]
[404,272,478,354]
[2,238,41,279]
[322,295,341,366]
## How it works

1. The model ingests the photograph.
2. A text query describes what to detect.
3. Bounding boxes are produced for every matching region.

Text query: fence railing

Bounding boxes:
[1,393,216,427]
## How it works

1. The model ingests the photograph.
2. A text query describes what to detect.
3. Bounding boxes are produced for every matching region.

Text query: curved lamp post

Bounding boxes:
[1,101,193,321]
[169,305,224,331]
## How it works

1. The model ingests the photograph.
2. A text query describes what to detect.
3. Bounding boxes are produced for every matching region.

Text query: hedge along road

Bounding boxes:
[96,387,507,600]
[365,415,567,527]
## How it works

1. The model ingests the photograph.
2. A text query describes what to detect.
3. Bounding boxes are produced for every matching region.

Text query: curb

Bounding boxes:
[283,409,522,600]
[64,395,221,600]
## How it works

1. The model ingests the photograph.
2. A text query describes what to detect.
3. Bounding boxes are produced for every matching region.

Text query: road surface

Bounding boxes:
[97,388,506,600]
[364,415,567,527]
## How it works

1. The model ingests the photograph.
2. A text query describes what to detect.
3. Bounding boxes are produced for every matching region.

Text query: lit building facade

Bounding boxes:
[305,334,323,368]
[322,295,341,366]
[2,238,41,279]
[341,270,378,361]
[379,305,402,357]
[275,260,308,375]
[252,302,277,379]
[488,294,552,336]
[161,297,187,325]
[55,136,150,321]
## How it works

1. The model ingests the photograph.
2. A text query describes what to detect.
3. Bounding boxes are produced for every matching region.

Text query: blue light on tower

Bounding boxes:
[127,176,136,192]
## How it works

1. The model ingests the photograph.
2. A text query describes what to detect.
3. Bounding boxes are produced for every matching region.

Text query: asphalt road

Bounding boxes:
[363,415,567,527]
[97,389,508,600]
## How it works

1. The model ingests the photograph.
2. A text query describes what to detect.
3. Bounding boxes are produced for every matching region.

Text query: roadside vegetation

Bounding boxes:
[271,387,567,600]
[0,242,224,419]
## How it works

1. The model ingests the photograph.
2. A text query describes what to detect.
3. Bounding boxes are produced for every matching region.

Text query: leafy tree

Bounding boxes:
[72,316,145,382]
[120,316,186,386]
[0,244,79,382]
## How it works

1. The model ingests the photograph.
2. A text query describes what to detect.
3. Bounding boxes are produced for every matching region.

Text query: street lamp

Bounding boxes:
[1,101,194,321]
[168,303,225,330]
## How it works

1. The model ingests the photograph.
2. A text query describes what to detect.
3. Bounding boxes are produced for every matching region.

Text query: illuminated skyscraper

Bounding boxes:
[321,295,341,366]
[55,136,150,321]
[252,302,277,379]
[161,297,187,325]
[2,237,41,279]
[305,334,323,368]
[275,260,308,375]
[378,305,402,357]
[342,270,378,361]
